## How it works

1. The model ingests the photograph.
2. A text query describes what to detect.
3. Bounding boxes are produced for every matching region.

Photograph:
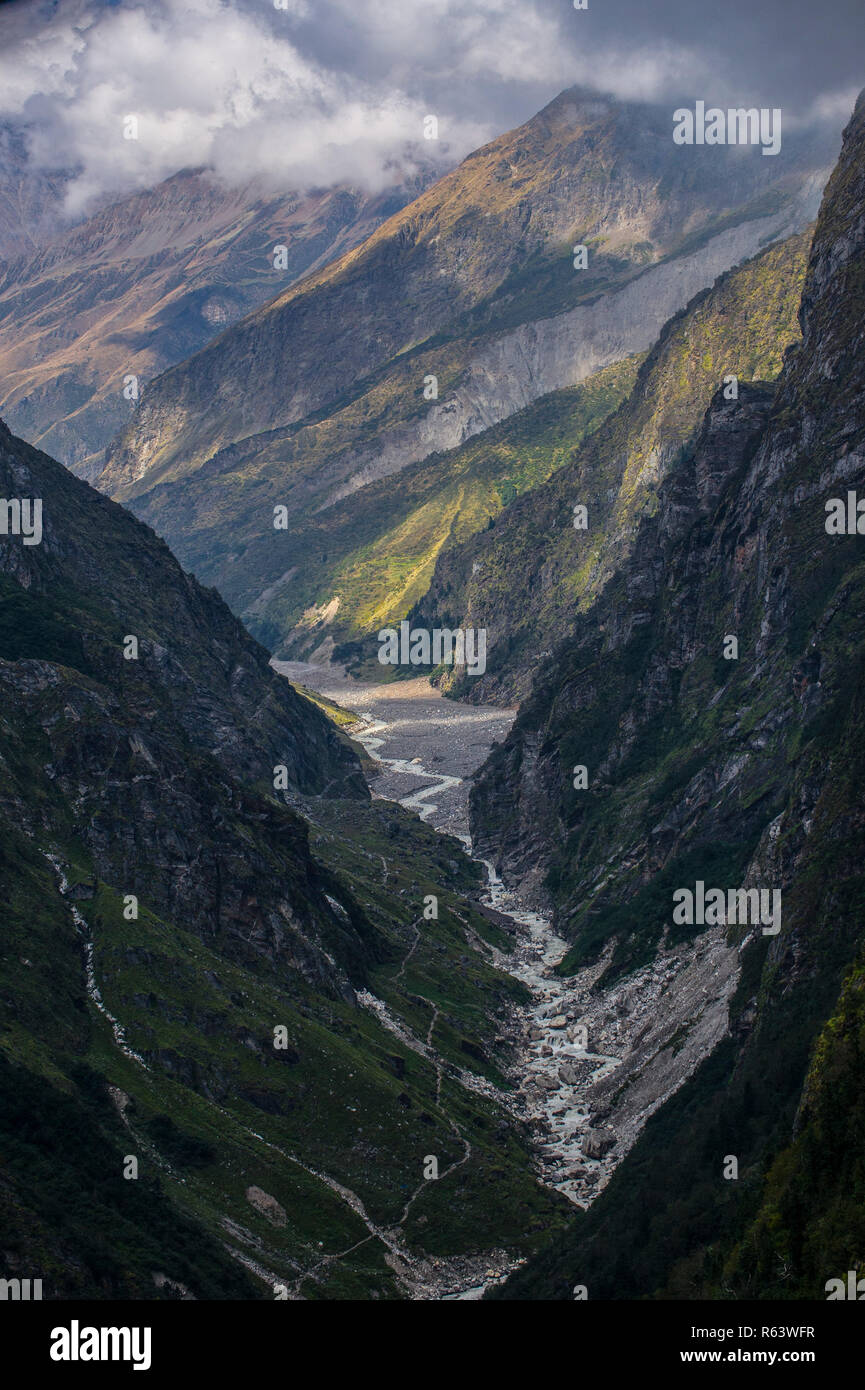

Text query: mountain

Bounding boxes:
[484,88,865,1299]
[0,419,370,983]
[412,226,812,702]
[92,88,832,653]
[0,422,569,1298]
[0,169,429,472]
[241,351,640,664]
[3,65,863,1306]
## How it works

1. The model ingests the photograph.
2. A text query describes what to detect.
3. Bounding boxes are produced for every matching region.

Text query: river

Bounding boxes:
[273,660,623,1295]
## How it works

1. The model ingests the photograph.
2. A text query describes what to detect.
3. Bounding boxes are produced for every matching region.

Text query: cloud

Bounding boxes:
[798,86,864,127]
[0,0,860,223]
[0,0,558,217]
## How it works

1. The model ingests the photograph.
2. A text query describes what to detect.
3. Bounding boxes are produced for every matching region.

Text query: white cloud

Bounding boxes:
[0,0,538,217]
[0,0,855,223]
[794,86,862,127]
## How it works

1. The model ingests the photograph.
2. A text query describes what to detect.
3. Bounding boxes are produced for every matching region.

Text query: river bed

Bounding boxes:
[273,661,623,1294]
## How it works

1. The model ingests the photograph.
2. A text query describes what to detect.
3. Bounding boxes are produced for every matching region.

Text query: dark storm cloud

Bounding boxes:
[281,0,864,129]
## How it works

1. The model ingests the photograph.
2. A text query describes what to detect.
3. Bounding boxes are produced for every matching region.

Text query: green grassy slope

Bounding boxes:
[413,228,812,702]
[252,354,641,666]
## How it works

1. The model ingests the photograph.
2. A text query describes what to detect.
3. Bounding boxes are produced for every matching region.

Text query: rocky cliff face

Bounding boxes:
[0,422,366,802]
[0,418,372,989]
[414,229,812,703]
[489,89,865,1300]
[470,90,865,930]
[0,170,426,470]
[92,89,833,654]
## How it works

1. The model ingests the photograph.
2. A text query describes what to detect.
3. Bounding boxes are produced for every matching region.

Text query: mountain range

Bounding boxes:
[0,68,863,1305]
[91,89,833,661]
[0,165,431,472]
[0,417,574,1298]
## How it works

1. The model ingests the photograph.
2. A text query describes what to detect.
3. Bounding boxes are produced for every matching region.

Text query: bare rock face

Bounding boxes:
[245,1186,288,1228]
[581,1128,617,1161]
[490,89,865,1302]
[469,378,778,896]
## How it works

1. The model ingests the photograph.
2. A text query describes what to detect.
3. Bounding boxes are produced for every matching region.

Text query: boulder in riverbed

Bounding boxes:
[582,1127,617,1160]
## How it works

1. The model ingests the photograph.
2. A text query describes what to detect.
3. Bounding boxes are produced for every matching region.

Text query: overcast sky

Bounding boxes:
[0,0,861,218]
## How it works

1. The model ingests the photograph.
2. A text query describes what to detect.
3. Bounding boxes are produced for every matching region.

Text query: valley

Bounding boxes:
[0,1,863,1311]
[278,660,737,1250]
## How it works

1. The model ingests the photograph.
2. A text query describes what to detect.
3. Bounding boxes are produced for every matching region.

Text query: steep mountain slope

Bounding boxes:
[162,350,640,664]
[413,227,812,702]
[486,88,865,1299]
[0,422,568,1298]
[95,89,832,651]
[248,226,811,673]
[0,422,365,803]
[0,170,427,471]
[0,420,370,983]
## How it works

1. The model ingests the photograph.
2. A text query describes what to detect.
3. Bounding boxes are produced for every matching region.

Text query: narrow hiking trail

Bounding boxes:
[43,847,478,1299]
